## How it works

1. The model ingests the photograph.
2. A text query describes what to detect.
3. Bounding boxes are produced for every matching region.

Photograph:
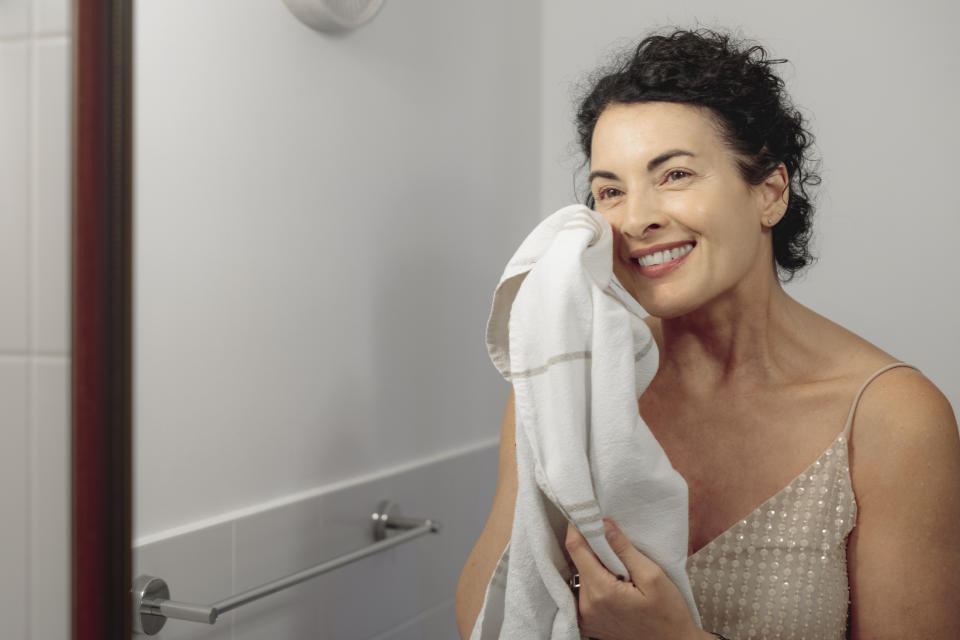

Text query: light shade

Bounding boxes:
[282,0,386,33]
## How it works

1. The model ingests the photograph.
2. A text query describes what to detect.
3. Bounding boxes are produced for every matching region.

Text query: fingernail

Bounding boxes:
[604,519,616,540]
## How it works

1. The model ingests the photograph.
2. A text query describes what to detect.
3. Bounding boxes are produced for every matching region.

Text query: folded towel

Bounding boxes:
[471,205,700,639]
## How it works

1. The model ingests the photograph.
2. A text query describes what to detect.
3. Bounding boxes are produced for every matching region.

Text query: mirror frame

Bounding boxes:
[72,0,133,638]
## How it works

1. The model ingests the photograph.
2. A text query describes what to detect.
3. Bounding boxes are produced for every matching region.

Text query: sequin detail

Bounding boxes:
[686,432,857,640]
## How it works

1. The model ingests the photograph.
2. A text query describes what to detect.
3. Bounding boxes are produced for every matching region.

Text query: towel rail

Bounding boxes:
[132,500,441,635]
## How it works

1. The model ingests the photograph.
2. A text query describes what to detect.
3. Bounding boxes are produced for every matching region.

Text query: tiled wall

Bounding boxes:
[134,441,497,639]
[0,0,72,639]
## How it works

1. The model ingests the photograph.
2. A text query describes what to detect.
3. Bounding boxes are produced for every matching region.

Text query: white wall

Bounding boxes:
[540,1,960,411]
[134,0,541,540]
[0,0,72,638]
[133,1,539,638]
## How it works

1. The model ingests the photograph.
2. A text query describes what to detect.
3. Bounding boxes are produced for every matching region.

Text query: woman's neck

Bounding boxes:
[652,280,812,395]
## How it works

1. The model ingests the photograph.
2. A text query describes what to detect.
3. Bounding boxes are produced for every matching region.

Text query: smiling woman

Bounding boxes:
[456,29,960,640]
[587,101,789,319]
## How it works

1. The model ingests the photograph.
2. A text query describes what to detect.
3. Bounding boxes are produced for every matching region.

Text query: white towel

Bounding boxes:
[471,205,700,639]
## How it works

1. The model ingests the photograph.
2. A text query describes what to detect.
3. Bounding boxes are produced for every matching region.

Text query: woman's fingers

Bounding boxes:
[566,518,702,640]
[564,522,612,587]
[566,519,670,598]
[601,519,664,594]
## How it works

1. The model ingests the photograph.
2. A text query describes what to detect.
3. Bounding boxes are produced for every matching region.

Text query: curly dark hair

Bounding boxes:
[576,29,820,281]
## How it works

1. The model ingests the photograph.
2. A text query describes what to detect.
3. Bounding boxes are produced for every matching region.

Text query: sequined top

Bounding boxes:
[685,363,915,640]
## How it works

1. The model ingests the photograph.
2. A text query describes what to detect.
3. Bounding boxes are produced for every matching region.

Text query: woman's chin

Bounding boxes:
[614,274,704,320]
[625,287,693,318]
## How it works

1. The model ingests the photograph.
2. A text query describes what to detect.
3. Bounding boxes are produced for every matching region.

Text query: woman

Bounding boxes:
[456,29,960,639]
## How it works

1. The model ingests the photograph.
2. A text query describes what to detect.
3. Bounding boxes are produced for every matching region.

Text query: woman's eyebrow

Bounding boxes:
[647,149,696,171]
[588,169,619,183]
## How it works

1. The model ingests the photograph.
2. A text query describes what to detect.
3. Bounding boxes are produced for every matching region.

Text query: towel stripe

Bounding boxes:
[569,513,603,527]
[507,350,591,380]
[504,341,653,381]
[490,550,510,591]
[581,524,606,539]
[634,338,654,360]
[566,500,602,529]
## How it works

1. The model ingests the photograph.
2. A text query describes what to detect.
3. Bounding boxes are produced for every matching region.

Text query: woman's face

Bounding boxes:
[589,101,784,319]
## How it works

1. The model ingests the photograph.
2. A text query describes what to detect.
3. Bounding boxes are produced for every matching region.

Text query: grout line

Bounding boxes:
[24,11,35,636]
[134,436,500,548]
[28,41,38,356]
[230,521,237,640]
[28,352,68,361]
[0,33,69,45]
[30,31,70,42]
[27,363,39,640]
[0,30,69,44]
[0,351,70,360]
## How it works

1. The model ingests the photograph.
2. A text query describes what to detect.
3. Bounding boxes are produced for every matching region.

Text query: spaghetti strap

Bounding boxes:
[841,362,919,439]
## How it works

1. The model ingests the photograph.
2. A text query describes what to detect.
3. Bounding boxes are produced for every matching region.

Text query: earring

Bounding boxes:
[766,217,775,226]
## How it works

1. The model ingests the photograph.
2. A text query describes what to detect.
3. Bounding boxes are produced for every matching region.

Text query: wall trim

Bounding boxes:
[135,436,498,548]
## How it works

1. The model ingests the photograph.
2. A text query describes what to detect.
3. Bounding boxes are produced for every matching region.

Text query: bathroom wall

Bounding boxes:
[0,0,72,639]
[539,0,960,411]
[133,1,540,638]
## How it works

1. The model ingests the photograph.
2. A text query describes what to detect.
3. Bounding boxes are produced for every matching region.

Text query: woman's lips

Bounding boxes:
[630,242,695,278]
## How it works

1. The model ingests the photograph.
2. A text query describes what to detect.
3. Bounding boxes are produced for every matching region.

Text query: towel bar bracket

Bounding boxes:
[131,575,170,635]
[132,500,441,636]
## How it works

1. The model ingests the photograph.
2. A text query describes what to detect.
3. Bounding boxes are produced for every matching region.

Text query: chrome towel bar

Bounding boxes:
[132,500,441,635]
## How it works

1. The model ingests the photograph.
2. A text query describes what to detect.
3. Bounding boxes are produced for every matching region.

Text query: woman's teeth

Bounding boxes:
[637,243,694,267]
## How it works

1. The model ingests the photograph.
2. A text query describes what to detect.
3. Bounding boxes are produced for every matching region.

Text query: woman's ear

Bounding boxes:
[758,163,789,225]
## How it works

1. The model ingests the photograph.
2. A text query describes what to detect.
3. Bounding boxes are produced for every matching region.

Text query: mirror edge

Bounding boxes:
[72,0,133,638]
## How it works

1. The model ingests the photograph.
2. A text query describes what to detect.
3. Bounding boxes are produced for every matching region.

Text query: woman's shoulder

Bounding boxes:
[820,315,960,493]
[800,309,952,424]
[852,363,956,450]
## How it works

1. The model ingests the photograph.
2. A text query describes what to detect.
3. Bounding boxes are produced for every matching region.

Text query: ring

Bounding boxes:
[567,573,580,594]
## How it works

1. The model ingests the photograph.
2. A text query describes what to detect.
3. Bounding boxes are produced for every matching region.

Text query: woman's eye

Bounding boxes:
[664,169,691,183]
[596,187,622,200]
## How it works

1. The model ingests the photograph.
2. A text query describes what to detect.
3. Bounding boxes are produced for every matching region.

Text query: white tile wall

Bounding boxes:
[0,1,72,639]
[0,41,30,352]
[0,359,29,640]
[31,37,70,353]
[134,442,497,640]
[0,0,29,39]
[29,358,69,640]
[31,0,69,35]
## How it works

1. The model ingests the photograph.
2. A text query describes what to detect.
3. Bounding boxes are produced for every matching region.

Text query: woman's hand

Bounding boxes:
[565,519,711,640]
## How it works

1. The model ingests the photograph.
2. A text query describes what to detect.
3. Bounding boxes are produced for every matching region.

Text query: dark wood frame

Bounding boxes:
[72,0,133,638]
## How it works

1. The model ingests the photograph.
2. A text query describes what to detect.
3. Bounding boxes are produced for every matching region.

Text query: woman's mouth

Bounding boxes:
[630,242,695,277]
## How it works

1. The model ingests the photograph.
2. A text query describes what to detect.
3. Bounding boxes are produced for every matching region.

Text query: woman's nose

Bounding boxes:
[619,194,668,239]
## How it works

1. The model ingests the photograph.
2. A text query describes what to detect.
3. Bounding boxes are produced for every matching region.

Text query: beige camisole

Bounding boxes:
[685,363,916,640]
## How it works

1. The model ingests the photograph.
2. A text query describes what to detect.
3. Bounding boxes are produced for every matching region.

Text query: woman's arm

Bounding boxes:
[454,391,519,639]
[847,367,960,638]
